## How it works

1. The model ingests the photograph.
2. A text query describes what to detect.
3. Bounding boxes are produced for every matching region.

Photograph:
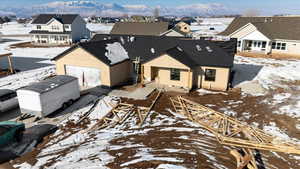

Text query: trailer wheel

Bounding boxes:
[67,99,74,106]
[62,102,68,110]
[15,128,24,142]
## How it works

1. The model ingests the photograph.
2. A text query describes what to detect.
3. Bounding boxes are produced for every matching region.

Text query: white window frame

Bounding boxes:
[272,42,287,51]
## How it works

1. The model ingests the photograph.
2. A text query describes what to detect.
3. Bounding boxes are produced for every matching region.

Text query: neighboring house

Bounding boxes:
[220,17,300,55]
[161,21,192,37]
[30,14,90,45]
[110,21,191,37]
[53,35,236,91]
[110,22,169,36]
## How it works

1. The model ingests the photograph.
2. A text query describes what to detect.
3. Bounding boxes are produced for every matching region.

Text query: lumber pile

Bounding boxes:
[88,90,162,132]
[170,96,300,154]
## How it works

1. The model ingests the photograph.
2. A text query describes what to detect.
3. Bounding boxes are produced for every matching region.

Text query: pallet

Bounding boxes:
[170,96,300,155]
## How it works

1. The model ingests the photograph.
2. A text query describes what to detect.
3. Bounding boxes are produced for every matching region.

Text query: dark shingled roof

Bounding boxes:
[31,14,79,24]
[53,39,129,66]
[20,75,77,94]
[81,34,236,68]
[110,22,169,36]
[220,17,300,40]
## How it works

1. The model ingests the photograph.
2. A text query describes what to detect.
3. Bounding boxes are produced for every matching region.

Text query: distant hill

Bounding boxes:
[0,1,231,17]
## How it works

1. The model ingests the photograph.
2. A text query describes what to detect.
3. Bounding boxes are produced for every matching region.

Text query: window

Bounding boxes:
[37,25,41,30]
[262,42,267,49]
[51,25,59,30]
[272,42,276,49]
[205,69,216,81]
[170,69,180,81]
[272,42,287,50]
[281,43,287,50]
[64,25,69,29]
[237,41,241,47]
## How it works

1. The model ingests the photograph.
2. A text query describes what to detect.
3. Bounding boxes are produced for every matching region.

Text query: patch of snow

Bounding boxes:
[87,23,113,33]
[273,101,300,118]
[263,122,299,143]
[0,22,32,35]
[156,164,187,169]
[272,93,291,104]
[105,42,129,65]
[0,66,55,90]
[197,89,227,96]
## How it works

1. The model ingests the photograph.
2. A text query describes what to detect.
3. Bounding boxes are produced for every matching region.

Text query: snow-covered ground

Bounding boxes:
[0,36,68,71]
[0,22,32,35]
[87,23,113,33]
[191,18,234,36]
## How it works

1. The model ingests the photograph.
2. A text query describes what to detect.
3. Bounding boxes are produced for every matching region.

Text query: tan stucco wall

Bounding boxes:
[110,60,132,86]
[55,47,111,86]
[196,66,230,91]
[143,54,193,89]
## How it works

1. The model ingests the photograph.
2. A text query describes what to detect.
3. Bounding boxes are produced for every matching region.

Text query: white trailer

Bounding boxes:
[17,75,80,118]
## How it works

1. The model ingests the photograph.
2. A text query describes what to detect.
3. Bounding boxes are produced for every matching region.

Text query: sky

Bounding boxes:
[1,0,300,15]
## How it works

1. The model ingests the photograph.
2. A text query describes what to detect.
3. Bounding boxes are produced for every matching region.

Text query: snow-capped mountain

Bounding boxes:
[0,1,231,17]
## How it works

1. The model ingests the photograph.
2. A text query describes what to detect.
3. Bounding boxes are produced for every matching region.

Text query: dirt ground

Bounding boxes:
[9,42,71,48]
[2,88,299,169]
[238,52,300,60]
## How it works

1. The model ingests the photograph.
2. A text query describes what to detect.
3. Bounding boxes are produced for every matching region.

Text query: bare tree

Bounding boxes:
[153,7,160,18]
[243,9,261,17]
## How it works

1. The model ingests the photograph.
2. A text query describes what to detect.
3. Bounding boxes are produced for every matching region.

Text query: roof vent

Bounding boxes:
[177,46,183,52]
[151,48,155,54]
[130,36,135,42]
[196,45,202,51]
[206,46,213,52]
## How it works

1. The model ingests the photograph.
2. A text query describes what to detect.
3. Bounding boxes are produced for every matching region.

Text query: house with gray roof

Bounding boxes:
[30,14,90,45]
[220,17,300,55]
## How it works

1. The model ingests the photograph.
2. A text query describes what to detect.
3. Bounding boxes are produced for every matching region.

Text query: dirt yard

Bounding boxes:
[238,52,300,60]
[3,88,299,169]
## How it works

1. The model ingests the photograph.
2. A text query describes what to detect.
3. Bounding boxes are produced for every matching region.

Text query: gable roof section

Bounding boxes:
[92,34,235,68]
[220,17,300,40]
[32,14,79,24]
[110,22,169,36]
[165,47,198,68]
[53,39,129,66]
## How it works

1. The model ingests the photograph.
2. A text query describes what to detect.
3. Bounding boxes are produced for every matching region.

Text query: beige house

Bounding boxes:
[53,35,236,91]
[30,14,90,45]
[220,17,300,56]
[53,40,132,88]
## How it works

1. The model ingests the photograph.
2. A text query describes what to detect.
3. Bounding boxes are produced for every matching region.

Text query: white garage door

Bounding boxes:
[65,65,101,87]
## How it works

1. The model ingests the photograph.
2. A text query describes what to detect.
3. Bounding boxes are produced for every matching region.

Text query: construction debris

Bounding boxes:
[170,96,300,154]
[230,149,258,169]
[88,90,161,131]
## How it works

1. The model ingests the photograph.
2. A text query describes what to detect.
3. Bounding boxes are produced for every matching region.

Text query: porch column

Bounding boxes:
[240,40,244,52]
[265,41,271,54]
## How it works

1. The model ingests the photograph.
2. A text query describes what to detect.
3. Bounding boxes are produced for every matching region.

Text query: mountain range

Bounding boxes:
[0,0,231,17]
